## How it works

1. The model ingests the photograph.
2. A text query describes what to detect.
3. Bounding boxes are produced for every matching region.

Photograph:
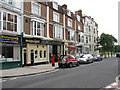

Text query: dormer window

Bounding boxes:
[53,2,58,10]
[67,10,71,16]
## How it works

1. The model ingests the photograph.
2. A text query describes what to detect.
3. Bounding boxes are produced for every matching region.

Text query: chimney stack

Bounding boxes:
[62,4,67,9]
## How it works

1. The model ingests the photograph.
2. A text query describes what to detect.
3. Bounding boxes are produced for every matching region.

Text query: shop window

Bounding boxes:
[35,50,38,59]
[44,51,46,58]
[40,50,42,58]
[1,46,20,62]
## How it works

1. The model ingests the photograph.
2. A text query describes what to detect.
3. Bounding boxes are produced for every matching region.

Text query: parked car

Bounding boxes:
[58,55,80,68]
[116,53,120,57]
[92,54,102,61]
[78,54,94,64]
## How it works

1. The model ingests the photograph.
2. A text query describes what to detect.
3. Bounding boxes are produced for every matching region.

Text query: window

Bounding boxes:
[8,0,13,5]
[44,51,46,58]
[35,50,38,59]
[32,21,44,36]
[3,12,17,31]
[78,25,80,30]
[77,15,80,22]
[89,35,91,42]
[53,12,59,22]
[67,10,71,16]
[86,37,88,43]
[78,34,80,42]
[32,3,40,15]
[94,37,96,43]
[1,46,20,62]
[40,50,42,58]
[68,30,75,41]
[53,2,58,10]
[68,19,72,27]
[94,29,95,33]
[0,11,1,30]
[68,31,70,40]
[54,25,63,39]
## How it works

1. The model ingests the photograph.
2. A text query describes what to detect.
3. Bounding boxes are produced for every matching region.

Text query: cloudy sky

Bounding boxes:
[55,0,118,40]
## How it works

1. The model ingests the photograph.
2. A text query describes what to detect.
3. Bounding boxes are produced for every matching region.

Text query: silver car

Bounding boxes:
[79,54,94,64]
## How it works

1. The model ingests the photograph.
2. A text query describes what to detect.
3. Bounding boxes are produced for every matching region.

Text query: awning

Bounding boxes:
[68,47,76,50]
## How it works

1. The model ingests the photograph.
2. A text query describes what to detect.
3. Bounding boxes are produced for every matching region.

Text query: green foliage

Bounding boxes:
[98,33,117,52]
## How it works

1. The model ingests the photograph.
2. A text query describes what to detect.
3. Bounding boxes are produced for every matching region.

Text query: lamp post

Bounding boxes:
[17,32,24,67]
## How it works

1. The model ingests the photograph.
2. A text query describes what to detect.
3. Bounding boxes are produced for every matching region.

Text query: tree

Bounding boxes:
[98,33,117,57]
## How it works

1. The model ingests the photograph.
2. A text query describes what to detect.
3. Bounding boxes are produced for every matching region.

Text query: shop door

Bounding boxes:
[53,45,57,56]
[31,50,34,65]
[23,49,27,66]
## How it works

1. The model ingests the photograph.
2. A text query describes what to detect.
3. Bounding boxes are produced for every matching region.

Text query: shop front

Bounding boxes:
[47,40,64,62]
[0,35,21,69]
[67,43,77,56]
[22,38,49,66]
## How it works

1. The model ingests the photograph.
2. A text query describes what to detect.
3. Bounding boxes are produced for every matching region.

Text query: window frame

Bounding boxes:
[32,2,41,16]
[54,25,63,39]
[68,19,72,27]
[53,12,59,22]
[53,2,58,10]
[31,21,44,36]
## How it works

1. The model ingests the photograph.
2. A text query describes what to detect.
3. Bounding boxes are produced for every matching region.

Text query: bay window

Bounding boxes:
[68,30,75,41]
[32,3,40,15]
[54,25,63,39]
[32,21,44,36]
[2,12,17,31]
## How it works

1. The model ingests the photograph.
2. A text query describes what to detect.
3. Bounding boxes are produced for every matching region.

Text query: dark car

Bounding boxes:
[58,55,80,68]
[116,53,120,57]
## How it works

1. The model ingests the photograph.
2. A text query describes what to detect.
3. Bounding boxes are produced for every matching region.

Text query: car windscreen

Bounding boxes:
[60,56,68,59]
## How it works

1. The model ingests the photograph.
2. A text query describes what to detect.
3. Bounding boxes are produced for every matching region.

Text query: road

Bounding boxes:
[2,57,119,89]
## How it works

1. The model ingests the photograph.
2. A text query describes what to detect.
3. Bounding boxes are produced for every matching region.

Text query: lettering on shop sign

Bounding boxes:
[25,40,40,43]
[1,35,20,44]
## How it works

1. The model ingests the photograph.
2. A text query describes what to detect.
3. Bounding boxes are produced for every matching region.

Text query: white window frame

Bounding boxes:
[68,19,72,27]
[68,29,75,41]
[77,15,80,22]
[53,2,58,10]
[31,21,44,37]
[32,2,41,16]
[78,25,80,30]
[67,10,71,16]
[2,11,18,32]
[54,25,63,39]
[53,12,59,22]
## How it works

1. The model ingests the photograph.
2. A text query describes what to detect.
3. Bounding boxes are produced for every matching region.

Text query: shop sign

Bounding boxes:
[41,40,64,45]
[23,38,41,44]
[1,35,20,44]
[68,47,76,50]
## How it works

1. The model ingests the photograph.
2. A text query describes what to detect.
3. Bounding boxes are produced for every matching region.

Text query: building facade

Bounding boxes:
[0,0,99,69]
[0,0,24,69]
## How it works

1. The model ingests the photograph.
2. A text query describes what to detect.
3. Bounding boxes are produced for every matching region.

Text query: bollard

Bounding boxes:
[52,55,55,67]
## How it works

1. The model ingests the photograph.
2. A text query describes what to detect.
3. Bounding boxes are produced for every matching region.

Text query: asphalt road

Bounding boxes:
[2,57,119,89]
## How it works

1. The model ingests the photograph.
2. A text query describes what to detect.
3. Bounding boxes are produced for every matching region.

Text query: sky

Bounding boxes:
[55,0,119,40]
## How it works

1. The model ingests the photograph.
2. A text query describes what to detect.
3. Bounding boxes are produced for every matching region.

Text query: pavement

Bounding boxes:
[0,63,58,78]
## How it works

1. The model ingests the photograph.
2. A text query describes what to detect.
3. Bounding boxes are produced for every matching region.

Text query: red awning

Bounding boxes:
[68,47,76,50]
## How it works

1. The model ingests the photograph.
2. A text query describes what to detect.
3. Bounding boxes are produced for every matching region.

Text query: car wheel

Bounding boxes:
[59,64,63,68]
[76,62,80,66]
[69,63,73,68]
